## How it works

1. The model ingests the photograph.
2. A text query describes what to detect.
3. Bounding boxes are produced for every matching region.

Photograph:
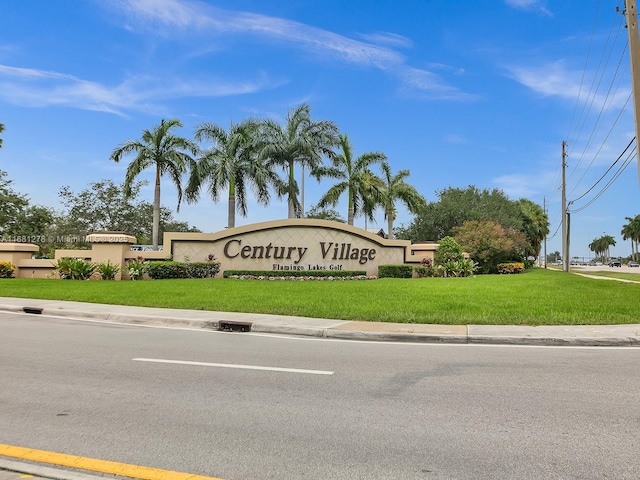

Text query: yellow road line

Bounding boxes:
[0,444,224,480]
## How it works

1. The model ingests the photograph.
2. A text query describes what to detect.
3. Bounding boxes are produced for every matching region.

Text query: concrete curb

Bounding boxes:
[0,459,106,480]
[2,302,640,347]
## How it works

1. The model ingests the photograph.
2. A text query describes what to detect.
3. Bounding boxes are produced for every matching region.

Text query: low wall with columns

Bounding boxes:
[2,220,439,279]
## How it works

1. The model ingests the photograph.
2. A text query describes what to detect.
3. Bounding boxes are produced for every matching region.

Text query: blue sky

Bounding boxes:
[1,0,639,258]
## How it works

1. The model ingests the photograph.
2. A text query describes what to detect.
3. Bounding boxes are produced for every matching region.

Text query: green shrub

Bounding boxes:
[497,262,525,274]
[96,260,120,280]
[414,266,435,278]
[0,261,15,278]
[146,261,188,279]
[415,258,436,278]
[146,261,221,279]
[435,236,465,266]
[126,257,147,280]
[437,259,477,278]
[378,264,413,278]
[186,261,221,278]
[53,257,96,280]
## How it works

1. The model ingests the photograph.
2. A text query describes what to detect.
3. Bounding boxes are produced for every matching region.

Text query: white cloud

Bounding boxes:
[358,32,413,49]
[444,134,469,144]
[399,67,479,101]
[109,0,471,100]
[492,172,555,198]
[504,0,552,16]
[0,63,281,115]
[505,61,631,110]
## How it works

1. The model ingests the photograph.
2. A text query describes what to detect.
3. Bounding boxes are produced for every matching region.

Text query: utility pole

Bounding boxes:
[624,0,640,186]
[562,141,569,272]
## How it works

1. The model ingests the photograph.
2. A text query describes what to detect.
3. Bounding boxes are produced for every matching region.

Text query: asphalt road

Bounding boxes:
[1,312,639,480]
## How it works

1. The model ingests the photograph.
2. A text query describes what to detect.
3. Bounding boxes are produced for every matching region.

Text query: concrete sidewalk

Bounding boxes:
[1,296,639,346]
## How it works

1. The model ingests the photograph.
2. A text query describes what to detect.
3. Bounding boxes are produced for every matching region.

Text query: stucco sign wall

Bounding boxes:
[164,219,418,277]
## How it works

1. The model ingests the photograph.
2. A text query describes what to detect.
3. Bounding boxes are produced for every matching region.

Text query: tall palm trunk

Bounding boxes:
[228,177,236,228]
[288,161,296,218]
[387,208,394,240]
[152,166,161,251]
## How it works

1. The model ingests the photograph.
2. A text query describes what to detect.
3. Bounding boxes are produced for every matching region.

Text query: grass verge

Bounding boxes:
[0,268,638,325]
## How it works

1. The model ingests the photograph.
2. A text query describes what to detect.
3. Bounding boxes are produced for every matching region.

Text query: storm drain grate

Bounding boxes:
[218,320,252,332]
[23,307,44,314]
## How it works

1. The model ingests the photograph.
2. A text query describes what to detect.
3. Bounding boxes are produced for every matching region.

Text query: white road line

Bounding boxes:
[132,357,334,375]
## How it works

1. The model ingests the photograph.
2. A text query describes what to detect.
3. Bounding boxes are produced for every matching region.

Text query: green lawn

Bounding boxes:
[1,268,638,325]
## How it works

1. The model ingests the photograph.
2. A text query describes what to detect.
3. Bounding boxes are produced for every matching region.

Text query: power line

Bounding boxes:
[569,140,636,213]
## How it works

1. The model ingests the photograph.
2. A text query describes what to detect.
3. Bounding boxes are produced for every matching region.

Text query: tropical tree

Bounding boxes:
[0,123,4,149]
[621,215,640,261]
[453,220,528,274]
[55,179,199,247]
[0,170,29,235]
[518,198,549,259]
[316,134,386,226]
[395,186,523,242]
[588,234,616,261]
[588,238,603,260]
[110,119,198,250]
[379,163,425,239]
[187,120,276,229]
[600,234,616,259]
[258,103,339,218]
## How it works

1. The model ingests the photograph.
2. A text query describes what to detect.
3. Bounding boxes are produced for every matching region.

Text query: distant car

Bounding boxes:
[608,259,621,267]
[628,261,639,267]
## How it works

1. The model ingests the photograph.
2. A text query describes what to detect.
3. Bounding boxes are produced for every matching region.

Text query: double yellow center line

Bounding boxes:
[0,444,224,480]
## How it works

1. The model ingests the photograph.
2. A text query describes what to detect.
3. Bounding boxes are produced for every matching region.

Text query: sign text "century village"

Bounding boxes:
[223,239,377,265]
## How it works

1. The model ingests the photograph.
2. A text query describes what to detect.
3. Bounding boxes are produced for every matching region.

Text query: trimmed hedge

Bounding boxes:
[497,262,525,274]
[414,265,436,278]
[146,261,221,279]
[223,269,366,278]
[378,264,413,278]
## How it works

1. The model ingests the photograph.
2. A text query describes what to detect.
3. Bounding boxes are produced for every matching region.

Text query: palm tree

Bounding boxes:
[601,234,616,259]
[258,103,339,218]
[316,134,387,226]
[379,163,426,239]
[588,237,602,260]
[187,119,276,229]
[0,123,4,149]
[518,198,550,259]
[110,119,198,250]
[621,215,640,261]
[589,234,616,261]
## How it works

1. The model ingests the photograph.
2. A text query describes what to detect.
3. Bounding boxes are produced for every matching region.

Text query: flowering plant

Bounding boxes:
[0,261,15,278]
[227,274,377,281]
[127,256,146,280]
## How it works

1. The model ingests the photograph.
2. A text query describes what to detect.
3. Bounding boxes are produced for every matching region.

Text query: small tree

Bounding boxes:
[434,236,475,277]
[452,220,527,274]
[435,236,465,265]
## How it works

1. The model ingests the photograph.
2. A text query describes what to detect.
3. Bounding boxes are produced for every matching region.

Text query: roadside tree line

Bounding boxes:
[110,105,426,250]
[395,186,550,273]
[0,117,558,272]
